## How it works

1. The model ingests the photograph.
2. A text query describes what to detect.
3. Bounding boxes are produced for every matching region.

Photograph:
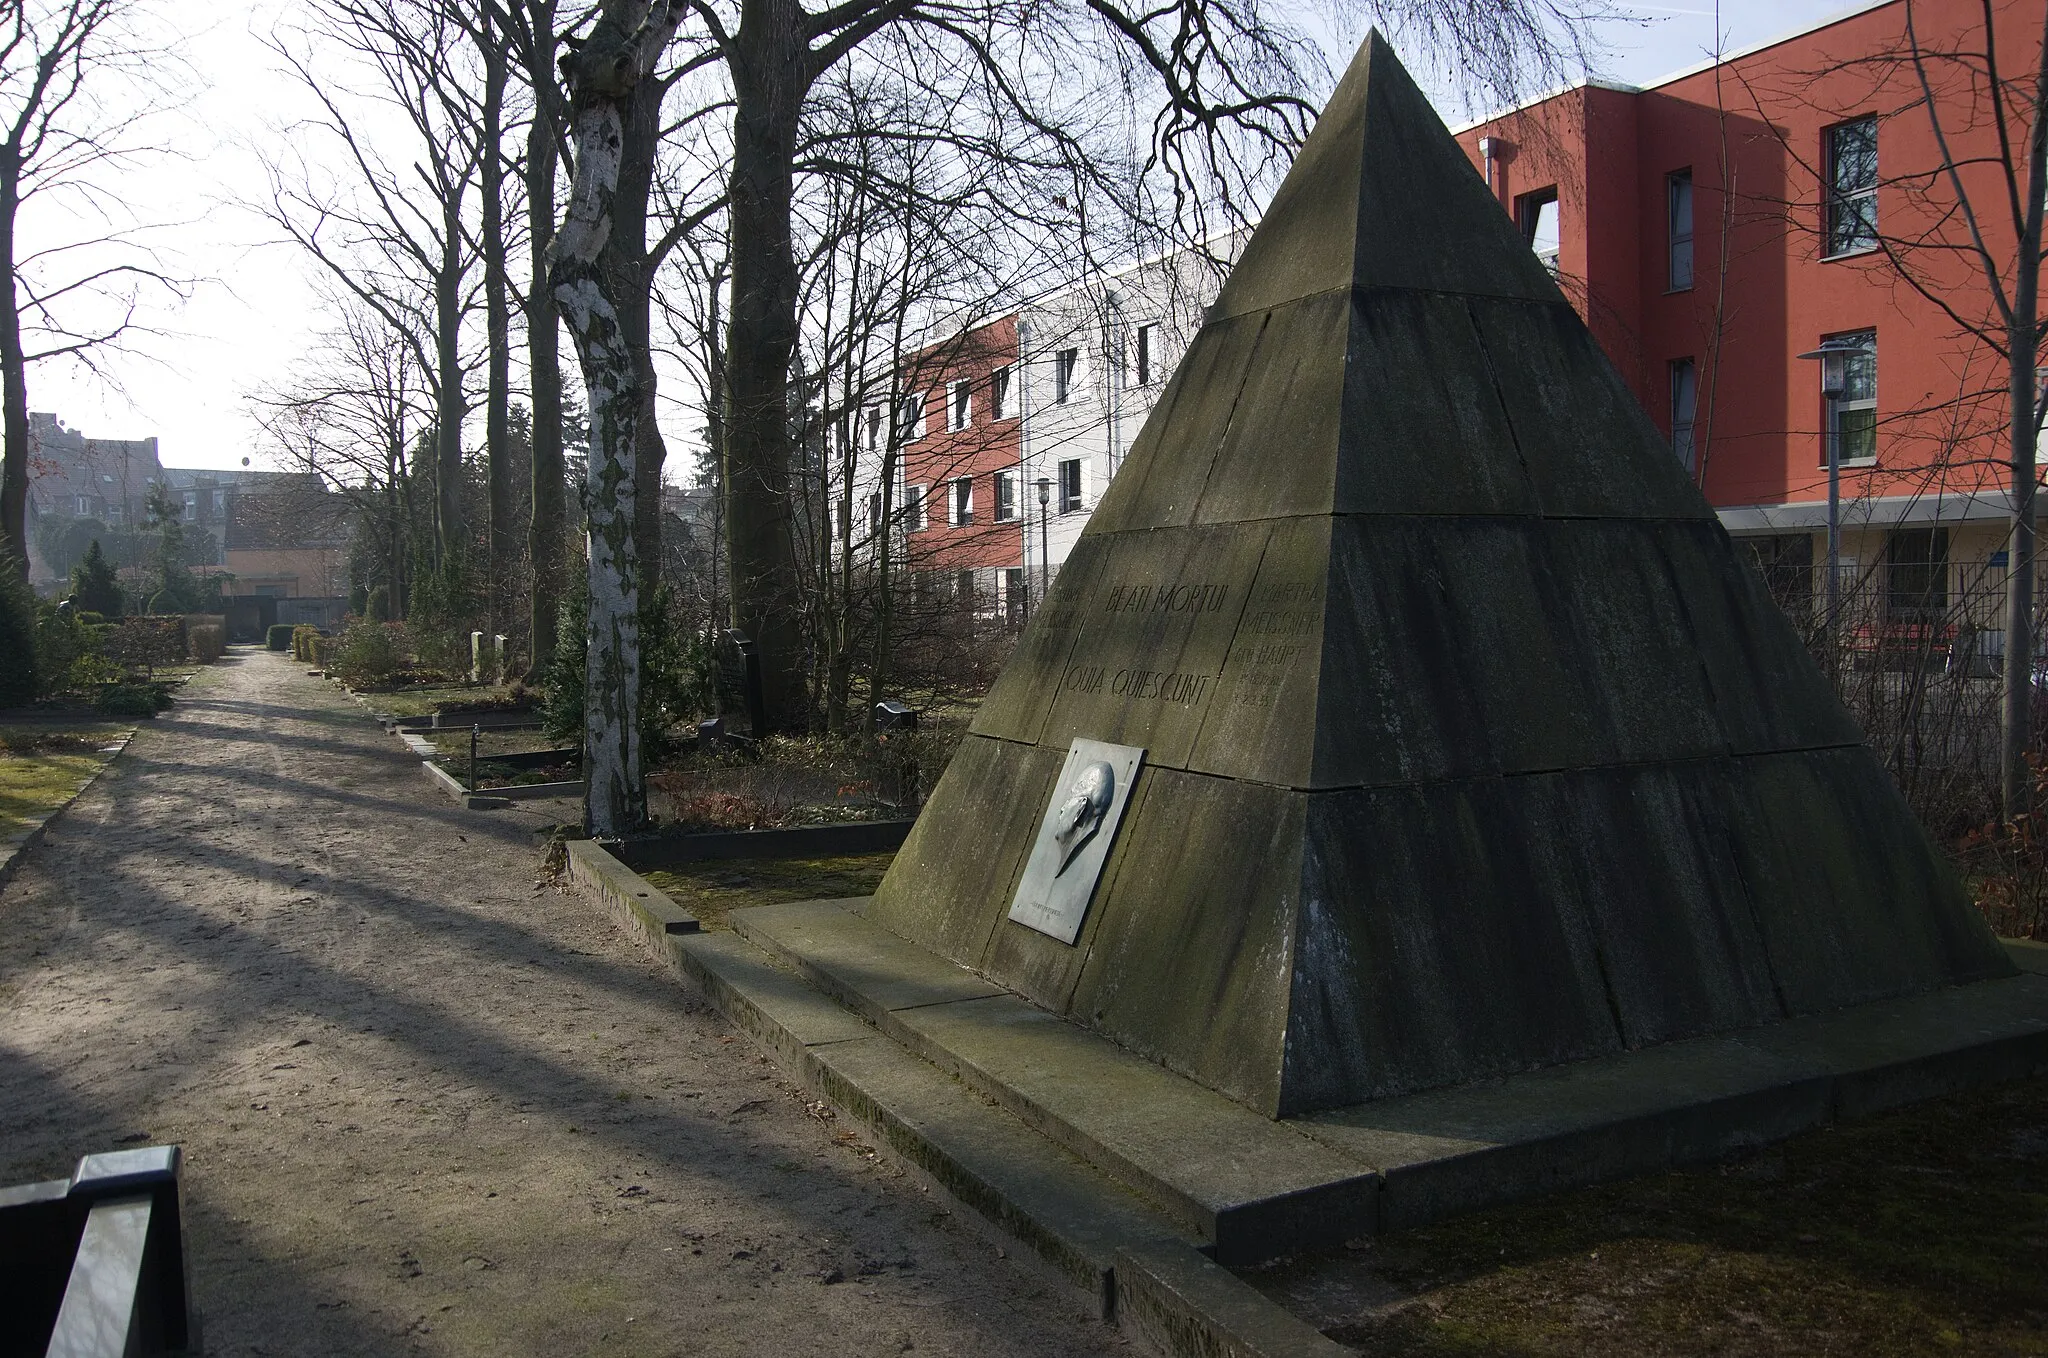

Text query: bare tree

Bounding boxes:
[552,0,1595,835]
[496,0,571,680]
[250,295,430,617]
[1748,0,2048,817]
[0,0,185,569]
[258,0,487,581]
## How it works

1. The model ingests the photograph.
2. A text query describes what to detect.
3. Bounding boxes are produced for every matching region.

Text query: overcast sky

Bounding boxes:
[27,0,1862,475]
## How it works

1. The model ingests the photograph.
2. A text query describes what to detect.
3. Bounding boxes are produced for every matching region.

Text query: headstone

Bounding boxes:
[874,699,919,731]
[865,33,2014,1119]
[494,634,511,685]
[469,630,486,684]
[714,628,767,738]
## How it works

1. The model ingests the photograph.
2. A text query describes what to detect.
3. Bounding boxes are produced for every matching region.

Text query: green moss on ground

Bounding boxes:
[642,853,895,931]
[1253,1077,2048,1357]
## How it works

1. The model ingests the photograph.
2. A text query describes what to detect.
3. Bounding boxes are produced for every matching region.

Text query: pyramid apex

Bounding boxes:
[1210,32,1560,321]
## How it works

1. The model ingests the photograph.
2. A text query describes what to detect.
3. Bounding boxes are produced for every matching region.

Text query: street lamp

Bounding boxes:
[1797,336,1872,653]
[1036,476,1052,604]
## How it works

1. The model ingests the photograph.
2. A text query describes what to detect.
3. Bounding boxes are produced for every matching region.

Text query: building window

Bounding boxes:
[994,469,1018,522]
[899,392,925,442]
[867,492,883,534]
[1669,358,1698,473]
[991,365,1012,421]
[1517,187,1560,272]
[1004,567,1026,622]
[75,495,93,515]
[904,483,926,531]
[950,476,973,526]
[1054,348,1079,404]
[1134,323,1158,385]
[1825,117,1878,256]
[955,570,976,606]
[1824,330,1878,465]
[1057,458,1083,513]
[865,407,882,451]
[1667,170,1694,290]
[949,379,971,432]
[1885,527,1949,624]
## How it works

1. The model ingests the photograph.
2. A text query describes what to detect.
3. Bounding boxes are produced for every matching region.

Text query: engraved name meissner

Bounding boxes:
[1061,664,1213,705]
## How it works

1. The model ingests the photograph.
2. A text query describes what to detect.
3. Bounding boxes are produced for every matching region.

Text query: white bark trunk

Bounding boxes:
[549,2,688,836]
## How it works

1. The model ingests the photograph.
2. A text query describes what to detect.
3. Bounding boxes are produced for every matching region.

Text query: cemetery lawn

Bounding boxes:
[0,725,128,836]
[361,682,526,719]
[641,852,895,931]
[1256,1075,2048,1357]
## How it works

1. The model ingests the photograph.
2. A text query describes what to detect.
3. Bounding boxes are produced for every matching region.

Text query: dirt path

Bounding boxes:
[0,649,1124,1357]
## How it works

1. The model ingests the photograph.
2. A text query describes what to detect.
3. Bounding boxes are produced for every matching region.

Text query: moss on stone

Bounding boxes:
[643,853,895,931]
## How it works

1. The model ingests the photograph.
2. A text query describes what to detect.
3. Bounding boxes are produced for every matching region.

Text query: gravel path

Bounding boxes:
[0,648,1124,1357]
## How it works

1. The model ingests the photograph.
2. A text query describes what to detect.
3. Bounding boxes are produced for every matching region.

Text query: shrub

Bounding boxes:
[291,624,317,662]
[266,624,295,651]
[367,585,391,621]
[310,634,333,668]
[95,682,167,717]
[541,583,586,745]
[332,618,406,687]
[188,623,225,663]
[0,555,37,707]
[106,616,187,676]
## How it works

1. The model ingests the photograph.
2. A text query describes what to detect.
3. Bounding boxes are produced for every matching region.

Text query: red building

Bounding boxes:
[897,314,1028,615]
[1457,0,2040,649]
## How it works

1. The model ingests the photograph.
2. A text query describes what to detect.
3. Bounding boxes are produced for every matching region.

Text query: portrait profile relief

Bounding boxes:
[1008,740,1145,944]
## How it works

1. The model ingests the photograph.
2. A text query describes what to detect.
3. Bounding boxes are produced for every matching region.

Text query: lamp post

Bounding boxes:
[1036,476,1052,603]
[1797,337,1872,659]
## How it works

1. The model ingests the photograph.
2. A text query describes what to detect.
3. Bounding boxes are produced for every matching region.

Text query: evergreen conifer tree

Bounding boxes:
[70,540,122,617]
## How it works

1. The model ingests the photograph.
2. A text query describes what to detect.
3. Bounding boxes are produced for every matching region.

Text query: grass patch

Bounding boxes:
[1249,1077,2048,1357]
[425,729,557,761]
[641,853,895,930]
[0,749,118,835]
[363,683,523,719]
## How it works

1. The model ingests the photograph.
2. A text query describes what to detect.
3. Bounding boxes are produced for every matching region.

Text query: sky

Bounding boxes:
[26,0,1865,475]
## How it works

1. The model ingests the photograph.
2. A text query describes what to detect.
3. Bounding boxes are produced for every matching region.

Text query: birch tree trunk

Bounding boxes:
[552,1,684,835]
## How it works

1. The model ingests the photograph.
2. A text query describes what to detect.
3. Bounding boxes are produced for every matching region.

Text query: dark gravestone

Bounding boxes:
[865,33,2014,1119]
[714,629,768,739]
[874,699,919,731]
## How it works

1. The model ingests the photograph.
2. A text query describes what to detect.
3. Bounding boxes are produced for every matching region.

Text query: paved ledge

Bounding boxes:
[565,839,700,953]
[729,898,2048,1258]
[729,898,1376,1263]
[559,837,2048,1355]
[561,838,1339,1356]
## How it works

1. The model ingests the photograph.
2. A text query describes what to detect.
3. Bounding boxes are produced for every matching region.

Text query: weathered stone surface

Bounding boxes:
[1066,770,1307,1113]
[1210,34,1557,320]
[866,735,1060,964]
[867,30,2014,1119]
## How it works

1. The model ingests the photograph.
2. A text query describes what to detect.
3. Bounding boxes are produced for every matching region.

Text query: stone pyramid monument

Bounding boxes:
[868,32,2014,1119]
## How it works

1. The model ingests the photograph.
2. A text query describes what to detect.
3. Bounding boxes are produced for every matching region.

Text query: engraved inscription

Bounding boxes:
[1062,663,1213,706]
[1101,580,1232,615]
[1229,582,1323,708]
